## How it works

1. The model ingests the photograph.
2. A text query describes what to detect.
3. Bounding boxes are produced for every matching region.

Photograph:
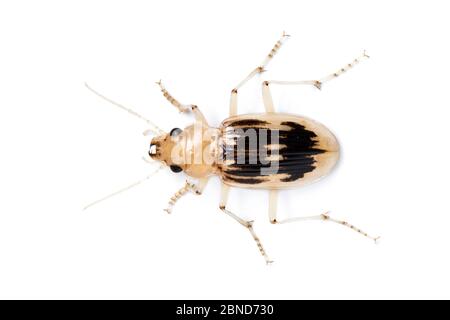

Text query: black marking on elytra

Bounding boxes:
[225,119,269,127]
[223,174,266,185]
[222,120,325,184]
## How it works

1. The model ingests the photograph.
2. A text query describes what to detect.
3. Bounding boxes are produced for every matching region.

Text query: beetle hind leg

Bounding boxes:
[319,212,380,243]
[268,190,379,243]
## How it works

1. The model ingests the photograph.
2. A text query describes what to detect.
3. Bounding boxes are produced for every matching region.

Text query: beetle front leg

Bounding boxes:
[156,81,208,125]
[164,181,192,214]
[220,184,273,264]
[230,32,290,116]
[190,177,209,195]
[164,178,209,214]
[268,190,379,243]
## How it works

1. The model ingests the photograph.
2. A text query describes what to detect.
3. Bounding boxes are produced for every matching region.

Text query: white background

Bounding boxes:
[1,0,449,299]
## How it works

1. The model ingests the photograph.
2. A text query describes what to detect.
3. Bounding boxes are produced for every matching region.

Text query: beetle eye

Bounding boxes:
[169,165,182,173]
[170,127,182,138]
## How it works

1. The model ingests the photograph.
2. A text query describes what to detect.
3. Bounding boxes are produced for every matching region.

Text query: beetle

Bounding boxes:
[85,32,378,264]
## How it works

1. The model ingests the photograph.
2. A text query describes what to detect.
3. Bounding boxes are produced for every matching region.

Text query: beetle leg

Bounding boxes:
[230,32,290,116]
[269,191,379,243]
[156,80,208,125]
[319,212,380,243]
[280,212,380,243]
[164,178,209,214]
[317,50,370,88]
[264,50,369,92]
[262,81,276,113]
[164,181,192,214]
[189,177,209,195]
[268,190,279,223]
[156,80,190,112]
[190,105,208,125]
[220,184,273,264]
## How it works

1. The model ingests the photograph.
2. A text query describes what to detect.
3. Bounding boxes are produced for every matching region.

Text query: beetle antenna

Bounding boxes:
[83,164,163,211]
[84,82,165,135]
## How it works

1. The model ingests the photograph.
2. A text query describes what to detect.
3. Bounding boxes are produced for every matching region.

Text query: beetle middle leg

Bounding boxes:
[229,32,290,116]
[220,184,273,264]
[262,51,369,113]
[268,190,379,243]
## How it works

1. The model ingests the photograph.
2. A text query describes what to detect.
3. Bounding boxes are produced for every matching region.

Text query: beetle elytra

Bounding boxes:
[85,32,378,264]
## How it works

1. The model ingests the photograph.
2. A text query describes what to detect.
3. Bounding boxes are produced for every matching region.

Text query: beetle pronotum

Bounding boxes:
[85,32,378,264]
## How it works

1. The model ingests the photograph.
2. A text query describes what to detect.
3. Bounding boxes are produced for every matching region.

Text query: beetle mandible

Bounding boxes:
[85,32,378,264]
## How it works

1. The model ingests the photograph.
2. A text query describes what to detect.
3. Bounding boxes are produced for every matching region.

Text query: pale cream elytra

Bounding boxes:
[85,32,378,264]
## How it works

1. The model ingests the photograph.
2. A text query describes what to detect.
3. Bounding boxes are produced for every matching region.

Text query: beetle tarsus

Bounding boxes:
[246,221,272,264]
[322,212,379,243]
[164,182,193,214]
[314,81,322,90]
[156,80,191,113]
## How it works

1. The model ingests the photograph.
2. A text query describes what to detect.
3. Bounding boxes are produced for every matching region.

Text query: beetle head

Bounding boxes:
[149,124,218,178]
[149,127,185,173]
